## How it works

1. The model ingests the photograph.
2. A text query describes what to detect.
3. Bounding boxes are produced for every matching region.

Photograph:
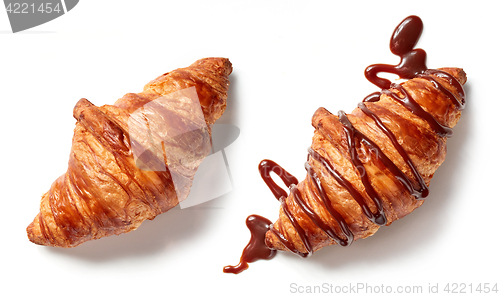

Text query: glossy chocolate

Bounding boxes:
[418,69,465,110]
[223,215,277,274]
[365,15,427,89]
[358,100,429,199]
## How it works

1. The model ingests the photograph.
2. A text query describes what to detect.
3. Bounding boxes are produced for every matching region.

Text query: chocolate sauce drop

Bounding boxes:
[365,15,427,89]
[225,15,466,273]
[223,215,276,274]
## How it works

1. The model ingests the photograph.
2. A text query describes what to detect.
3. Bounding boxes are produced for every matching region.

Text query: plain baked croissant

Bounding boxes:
[27,57,232,248]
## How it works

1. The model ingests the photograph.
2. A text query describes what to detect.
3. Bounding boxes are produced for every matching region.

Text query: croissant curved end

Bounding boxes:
[438,67,467,85]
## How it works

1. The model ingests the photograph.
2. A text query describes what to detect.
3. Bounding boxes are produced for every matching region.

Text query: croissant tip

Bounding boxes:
[26,222,34,240]
[311,107,332,128]
[437,67,467,85]
[26,218,46,246]
[72,98,94,121]
[191,57,233,77]
[264,231,275,249]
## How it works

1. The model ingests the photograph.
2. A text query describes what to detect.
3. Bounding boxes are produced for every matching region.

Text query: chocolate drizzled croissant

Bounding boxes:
[264,67,466,256]
[222,15,467,275]
[27,57,232,248]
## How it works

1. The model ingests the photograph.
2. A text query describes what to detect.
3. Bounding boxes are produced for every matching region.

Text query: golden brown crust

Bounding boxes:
[265,67,466,254]
[27,58,232,248]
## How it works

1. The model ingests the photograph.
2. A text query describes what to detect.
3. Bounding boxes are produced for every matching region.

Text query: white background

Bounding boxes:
[1,1,499,296]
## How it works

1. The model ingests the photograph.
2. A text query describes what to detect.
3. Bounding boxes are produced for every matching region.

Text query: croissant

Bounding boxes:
[224,16,467,273]
[263,66,466,255]
[27,57,232,248]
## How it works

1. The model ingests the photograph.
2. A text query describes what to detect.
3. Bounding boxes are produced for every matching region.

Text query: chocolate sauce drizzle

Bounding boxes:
[261,158,354,257]
[224,15,466,273]
[357,100,429,199]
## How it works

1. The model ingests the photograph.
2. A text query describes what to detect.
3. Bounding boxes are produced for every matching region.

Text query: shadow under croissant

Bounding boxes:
[216,72,240,127]
[277,83,472,271]
[44,194,232,262]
